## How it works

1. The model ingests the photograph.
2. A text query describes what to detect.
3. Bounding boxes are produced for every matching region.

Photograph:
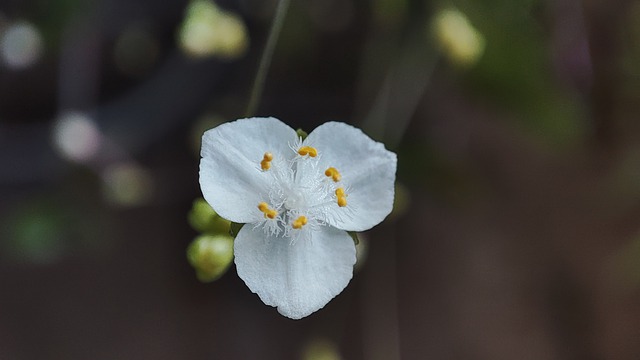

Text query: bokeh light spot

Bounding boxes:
[2,201,68,264]
[301,338,342,360]
[52,111,102,163]
[432,8,485,68]
[178,0,249,59]
[0,20,43,69]
[102,163,154,207]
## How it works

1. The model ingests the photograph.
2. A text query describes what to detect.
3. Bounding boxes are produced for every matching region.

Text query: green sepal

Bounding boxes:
[229,222,244,237]
[296,128,308,140]
[348,231,360,245]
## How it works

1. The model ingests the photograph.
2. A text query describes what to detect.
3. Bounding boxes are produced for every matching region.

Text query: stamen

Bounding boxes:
[324,167,341,182]
[297,146,318,157]
[260,152,273,170]
[337,197,347,207]
[258,202,278,219]
[292,215,308,229]
[335,187,347,207]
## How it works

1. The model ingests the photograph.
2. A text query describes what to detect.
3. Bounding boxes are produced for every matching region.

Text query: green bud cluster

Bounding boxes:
[186,198,234,282]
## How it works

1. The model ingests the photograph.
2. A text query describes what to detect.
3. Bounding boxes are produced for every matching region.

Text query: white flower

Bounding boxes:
[199,117,397,319]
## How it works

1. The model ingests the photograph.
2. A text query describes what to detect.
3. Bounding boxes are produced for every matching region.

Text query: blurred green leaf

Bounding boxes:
[455,0,588,148]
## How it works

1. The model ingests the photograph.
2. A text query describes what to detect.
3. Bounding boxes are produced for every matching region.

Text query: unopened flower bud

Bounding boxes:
[432,8,485,68]
[300,338,342,360]
[187,234,234,282]
[178,0,249,59]
[296,128,308,140]
[188,198,230,235]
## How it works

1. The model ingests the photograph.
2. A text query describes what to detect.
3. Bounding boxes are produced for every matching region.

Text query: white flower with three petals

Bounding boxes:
[199,117,397,319]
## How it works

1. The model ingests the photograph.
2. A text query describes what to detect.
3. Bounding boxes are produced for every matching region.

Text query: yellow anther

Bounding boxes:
[324,167,341,182]
[335,187,347,207]
[298,146,318,157]
[258,202,278,219]
[337,196,347,207]
[260,152,273,170]
[292,215,308,229]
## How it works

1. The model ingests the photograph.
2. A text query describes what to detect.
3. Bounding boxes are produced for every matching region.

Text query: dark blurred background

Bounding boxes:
[2,0,640,358]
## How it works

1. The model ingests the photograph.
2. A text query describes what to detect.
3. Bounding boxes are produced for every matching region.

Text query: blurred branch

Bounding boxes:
[245,0,291,117]
[358,27,439,149]
[364,47,439,149]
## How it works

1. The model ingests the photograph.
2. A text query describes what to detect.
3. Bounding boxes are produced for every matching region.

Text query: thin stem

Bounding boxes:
[245,0,292,117]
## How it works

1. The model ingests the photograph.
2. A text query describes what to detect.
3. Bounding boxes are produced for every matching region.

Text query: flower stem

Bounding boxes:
[245,0,292,117]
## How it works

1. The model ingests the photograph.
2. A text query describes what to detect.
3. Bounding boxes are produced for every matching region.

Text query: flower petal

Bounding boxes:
[305,122,397,231]
[234,224,356,319]
[200,117,298,223]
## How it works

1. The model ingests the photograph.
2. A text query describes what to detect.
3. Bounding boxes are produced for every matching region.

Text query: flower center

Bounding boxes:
[284,188,305,209]
[255,143,349,239]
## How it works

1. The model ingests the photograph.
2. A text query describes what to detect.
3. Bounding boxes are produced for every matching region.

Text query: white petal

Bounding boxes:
[199,117,298,223]
[305,122,397,231]
[234,224,356,319]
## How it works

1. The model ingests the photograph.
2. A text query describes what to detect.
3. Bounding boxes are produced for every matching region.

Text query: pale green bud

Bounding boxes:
[177,0,249,59]
[186,234,234,282]
[188,198,230,235]
[300,338,342,360]
[432,8,485,68]
[296,128,308,140]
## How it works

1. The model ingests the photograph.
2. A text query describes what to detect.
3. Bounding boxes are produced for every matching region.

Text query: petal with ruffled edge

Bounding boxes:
[234,224,356,319]
[305,122,397,232]
[200,117,298,224]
